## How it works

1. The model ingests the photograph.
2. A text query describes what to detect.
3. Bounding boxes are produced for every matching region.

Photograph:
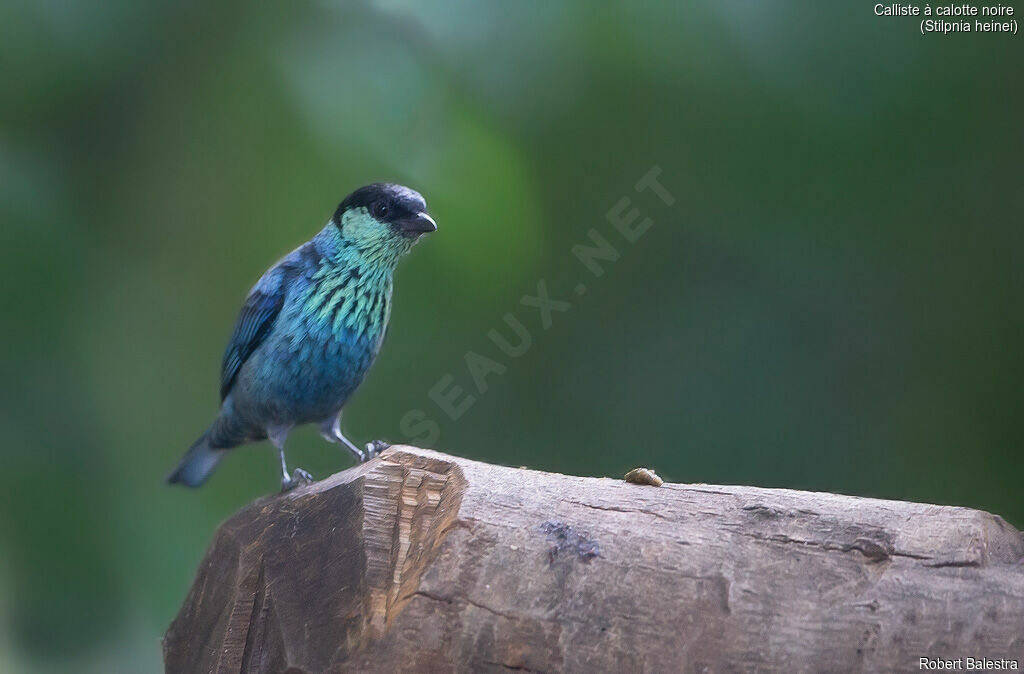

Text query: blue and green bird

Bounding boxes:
[167,183,436,490]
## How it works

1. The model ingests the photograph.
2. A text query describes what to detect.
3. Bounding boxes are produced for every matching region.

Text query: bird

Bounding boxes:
[167,183,437,491]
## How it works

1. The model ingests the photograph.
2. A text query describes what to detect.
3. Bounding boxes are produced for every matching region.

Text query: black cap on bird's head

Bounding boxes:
[334,183,437,238]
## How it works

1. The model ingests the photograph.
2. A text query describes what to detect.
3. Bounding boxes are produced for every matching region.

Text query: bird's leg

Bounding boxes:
[320,414,365,462]
[268,424,311,491]
[320,413,379,463]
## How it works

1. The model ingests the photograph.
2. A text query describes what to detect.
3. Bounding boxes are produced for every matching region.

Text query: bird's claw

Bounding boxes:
[281,468,314,492]
[364,440,390,461]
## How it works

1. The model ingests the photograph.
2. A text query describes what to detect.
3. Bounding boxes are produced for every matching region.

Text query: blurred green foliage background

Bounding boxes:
[1,1,1021,671]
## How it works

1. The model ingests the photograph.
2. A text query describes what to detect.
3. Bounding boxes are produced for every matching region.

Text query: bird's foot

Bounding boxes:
[364,440,390,461]
[281,468,314,492]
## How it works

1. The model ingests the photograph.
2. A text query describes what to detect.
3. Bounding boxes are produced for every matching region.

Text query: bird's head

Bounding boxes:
[331,183,436,267]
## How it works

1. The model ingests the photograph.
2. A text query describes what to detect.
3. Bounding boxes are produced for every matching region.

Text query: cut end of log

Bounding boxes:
[163,447,466,673]
[164,446,1024,673]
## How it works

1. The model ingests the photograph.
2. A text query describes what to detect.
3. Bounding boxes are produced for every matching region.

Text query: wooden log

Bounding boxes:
[163,446,1024,673]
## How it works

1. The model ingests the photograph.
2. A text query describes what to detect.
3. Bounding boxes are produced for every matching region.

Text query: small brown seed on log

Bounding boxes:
[624,467,664,486]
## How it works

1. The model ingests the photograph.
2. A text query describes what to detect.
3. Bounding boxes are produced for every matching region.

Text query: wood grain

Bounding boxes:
[164,446,1024,673]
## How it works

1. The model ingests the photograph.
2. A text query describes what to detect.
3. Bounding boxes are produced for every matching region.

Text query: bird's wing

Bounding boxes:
[219,266,287,401]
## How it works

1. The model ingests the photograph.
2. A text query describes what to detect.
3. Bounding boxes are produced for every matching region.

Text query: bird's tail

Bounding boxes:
[166,430,225,488]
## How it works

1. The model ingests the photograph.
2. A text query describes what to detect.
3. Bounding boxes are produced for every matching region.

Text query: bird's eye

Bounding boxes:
[374,202,389,219]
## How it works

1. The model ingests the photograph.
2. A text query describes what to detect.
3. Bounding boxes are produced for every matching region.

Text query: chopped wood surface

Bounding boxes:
[164,446,1024,673]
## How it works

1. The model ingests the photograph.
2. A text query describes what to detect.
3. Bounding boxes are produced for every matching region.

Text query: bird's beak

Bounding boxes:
[398,211,437,235]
